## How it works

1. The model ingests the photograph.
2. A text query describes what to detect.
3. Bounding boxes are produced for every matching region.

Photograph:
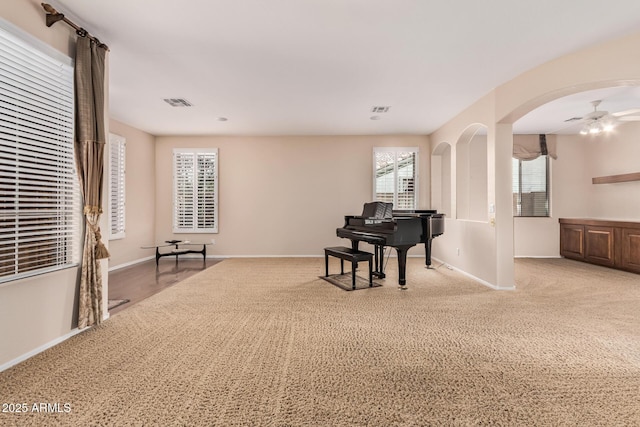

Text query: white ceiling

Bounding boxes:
[50,0,640,136]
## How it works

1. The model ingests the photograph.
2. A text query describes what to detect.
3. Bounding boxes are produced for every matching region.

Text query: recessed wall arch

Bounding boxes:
[456,123,488,221]
[431,141,452,217]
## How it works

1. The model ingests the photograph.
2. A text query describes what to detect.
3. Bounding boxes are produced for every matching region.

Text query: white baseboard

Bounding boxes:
[108,255,155,271]
[212,254,324,258]
[214,254,426,259]
[514,255,562,259]
[431,257,516,291]
[0,328,85,373]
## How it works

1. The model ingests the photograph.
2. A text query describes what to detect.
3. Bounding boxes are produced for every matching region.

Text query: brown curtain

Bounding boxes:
[75,36,110,329]
[513,134,558,160]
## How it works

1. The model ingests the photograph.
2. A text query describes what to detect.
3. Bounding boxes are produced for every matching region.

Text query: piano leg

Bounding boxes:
[373,245,386,279]
[425,238,433,269]
[351,240,386,279]
[395,245,414,289]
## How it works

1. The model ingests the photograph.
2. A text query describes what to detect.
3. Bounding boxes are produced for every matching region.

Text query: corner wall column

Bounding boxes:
[494,123,515,289]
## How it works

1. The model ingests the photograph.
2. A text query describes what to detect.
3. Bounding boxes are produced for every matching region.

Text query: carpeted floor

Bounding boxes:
[1,257,639,426]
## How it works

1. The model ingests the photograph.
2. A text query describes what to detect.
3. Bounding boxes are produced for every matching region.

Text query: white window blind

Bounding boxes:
[109,133,125,239]
[0,23,80,283]
[512,155,549,217]
[374,147,418,209]
[173,148,218,233]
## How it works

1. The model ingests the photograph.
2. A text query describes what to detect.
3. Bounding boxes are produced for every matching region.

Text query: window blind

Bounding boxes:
[0,24,80,282]
[173,149,218,233]
[109,133,125,239]
[374,148,418,209]
[512,155,549,217]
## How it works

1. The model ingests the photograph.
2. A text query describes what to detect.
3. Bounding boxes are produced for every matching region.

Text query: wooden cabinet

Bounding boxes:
[560,223,584,259]
[559,218,640,274]
[584,225,615,267]
[621,228,640,273]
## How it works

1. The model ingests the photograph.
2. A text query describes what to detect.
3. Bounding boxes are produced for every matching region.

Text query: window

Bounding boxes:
[374,147,418,209]
[109,133,126,239]
[173,148,218,233]
[0,22,80,283]
[512,155,549,217]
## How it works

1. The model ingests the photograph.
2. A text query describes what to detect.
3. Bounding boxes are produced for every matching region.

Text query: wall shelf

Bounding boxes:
[592,172,640,184]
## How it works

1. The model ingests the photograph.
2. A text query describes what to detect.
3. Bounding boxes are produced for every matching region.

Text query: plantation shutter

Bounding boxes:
[374,147,418,210]
[396,151,417,209]
[0,24,80,282]
[173,149,218,233]
[374,151,395,205]
[109,133,125,239]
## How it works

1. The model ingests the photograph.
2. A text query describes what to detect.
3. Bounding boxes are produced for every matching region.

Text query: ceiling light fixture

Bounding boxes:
[580,117,616,135]
[579,100,617,135]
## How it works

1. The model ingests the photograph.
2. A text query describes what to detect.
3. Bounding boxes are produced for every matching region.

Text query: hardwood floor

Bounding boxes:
[108,257,224,315]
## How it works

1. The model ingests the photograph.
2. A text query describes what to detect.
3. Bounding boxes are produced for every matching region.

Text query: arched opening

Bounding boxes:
[431,141,452,217]
[511,85,640,258]
[456,124,488,221]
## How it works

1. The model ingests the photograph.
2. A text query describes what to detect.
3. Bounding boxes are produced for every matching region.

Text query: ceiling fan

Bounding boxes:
[566,100,640,135]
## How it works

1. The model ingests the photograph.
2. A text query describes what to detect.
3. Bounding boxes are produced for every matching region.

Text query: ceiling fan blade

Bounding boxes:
[612,108,640,117]
[547,120,583,134]
[617,116,640,121]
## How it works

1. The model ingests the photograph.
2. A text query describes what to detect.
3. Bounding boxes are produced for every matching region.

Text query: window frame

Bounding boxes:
[0,18,80,285]
[108,133,126,240]
[373,147,419,210]
[512,155,550,217]
[172,148,219,234]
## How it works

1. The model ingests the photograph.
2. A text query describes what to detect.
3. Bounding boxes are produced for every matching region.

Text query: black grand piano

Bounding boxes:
[336,202,444,288]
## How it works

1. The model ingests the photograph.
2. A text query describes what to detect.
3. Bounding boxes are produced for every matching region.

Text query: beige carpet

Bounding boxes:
[1,257,639,426]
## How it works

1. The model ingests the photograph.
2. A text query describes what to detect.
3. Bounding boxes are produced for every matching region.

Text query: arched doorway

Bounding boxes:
[511,85,640,258]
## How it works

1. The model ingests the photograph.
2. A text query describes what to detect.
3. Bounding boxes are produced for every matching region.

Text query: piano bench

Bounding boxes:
[324,246,373,290]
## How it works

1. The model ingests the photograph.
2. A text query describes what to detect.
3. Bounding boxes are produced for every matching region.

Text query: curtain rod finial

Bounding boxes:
[41,3,58,14]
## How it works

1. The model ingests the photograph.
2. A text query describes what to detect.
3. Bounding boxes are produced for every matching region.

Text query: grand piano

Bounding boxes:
[336,202,445,288]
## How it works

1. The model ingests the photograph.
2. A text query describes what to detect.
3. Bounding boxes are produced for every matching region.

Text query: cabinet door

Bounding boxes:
[584,226,615,267]
[621,228,640,273]
[560,224,584,259]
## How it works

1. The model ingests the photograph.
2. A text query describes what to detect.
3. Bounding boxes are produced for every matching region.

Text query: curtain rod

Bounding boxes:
[41,3,109,51]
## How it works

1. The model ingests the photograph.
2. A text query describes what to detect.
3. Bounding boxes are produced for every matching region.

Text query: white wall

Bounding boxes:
[584,121,640,219]
[107,120,156,269]
[154,135,431,257]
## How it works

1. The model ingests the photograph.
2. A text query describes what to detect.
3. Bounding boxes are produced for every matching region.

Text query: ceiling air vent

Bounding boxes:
[371,106,391,113]
[163,98,193,107]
